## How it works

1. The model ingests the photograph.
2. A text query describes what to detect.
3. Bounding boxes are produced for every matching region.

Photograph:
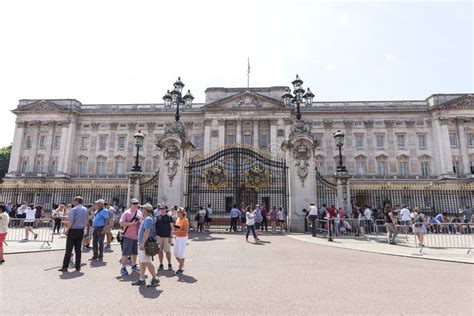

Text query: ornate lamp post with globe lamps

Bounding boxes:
[131,130,145,172]
[281,74,315,121]
[162,77,195,122]
[333,130,347,173]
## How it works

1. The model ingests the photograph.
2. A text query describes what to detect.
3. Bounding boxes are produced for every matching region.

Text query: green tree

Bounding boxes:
[0,145,12,182]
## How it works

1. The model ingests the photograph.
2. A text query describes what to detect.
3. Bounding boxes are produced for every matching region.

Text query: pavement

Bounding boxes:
[1,231,473,315]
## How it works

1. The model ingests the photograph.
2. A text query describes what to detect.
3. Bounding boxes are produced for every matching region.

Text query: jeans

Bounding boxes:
[386,223,398,243]
[261,217,268,231]
[53,220,61,234]
[464,219,472,234]
[230,217,238,232]
[246,225,257,240]
[309,215,317,237]
[92,226,105,259]
[62,228,84,270]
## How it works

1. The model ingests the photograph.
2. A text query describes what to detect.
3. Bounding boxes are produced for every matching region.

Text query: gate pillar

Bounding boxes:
[127,171,142,207]
[282,120,317,233]
[156,121,195,207]
[334,172,352,215]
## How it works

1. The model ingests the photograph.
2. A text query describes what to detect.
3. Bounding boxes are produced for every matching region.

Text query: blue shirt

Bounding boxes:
[230,208,240,218]
[137,215,155,245]
[68,205,89,229]
[92,208,109,227]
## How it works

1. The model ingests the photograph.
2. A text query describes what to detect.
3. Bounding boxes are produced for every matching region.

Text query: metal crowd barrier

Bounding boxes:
[414,222,473,255]
[5,218,54,248]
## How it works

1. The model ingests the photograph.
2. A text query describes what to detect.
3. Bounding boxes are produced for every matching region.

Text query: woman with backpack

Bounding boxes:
[411,207,427,247]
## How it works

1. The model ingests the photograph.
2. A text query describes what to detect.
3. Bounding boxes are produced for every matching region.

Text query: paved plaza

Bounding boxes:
[1,232,473,315]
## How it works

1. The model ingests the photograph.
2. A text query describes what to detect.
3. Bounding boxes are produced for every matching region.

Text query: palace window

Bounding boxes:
[259,134,268,149]
[355,134,364,149]
[466,133,473,147]
[116,161,125,176]
[226,135,236,145]
[50,159,58,174]
[356,160,366,176]
[194,135,203,150]
[22,158,30,173]
[377,160,387,176]
[397,134,406,149]
[97,160,106,176]
[117,136,126,150]
[417,134,427,149]
[376,134,385,149]
[39,135,46,149]
[80,136,89,150]
[53,135,61,149]
[453,159,460,175]
[421,161,430,177]
[449,133,458,147]
[25,135,32,149]
[35,159,44,173]
[99,135,108,150]
[354,121,363,127]
[399,161,408,176]
[243,134,252,146]
[78,161,87,176]
[470,159,474,174]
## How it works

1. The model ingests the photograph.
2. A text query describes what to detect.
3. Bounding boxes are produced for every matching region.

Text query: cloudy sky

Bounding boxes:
[0,0,471,147]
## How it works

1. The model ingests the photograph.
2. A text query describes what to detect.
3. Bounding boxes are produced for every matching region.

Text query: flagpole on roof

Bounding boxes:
[247,57,250,89]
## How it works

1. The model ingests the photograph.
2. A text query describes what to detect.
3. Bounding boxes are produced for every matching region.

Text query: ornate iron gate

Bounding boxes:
[140,170,160,206]
[185,146,288,229]
[315,167,337,207]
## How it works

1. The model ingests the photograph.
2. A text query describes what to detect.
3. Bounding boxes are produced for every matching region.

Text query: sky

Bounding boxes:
[0,0,471,147]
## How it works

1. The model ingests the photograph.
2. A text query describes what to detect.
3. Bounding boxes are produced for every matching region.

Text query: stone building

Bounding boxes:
[1,85,473,229]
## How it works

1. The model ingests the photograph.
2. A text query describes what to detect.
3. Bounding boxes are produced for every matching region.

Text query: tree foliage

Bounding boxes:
[0,145,12,182]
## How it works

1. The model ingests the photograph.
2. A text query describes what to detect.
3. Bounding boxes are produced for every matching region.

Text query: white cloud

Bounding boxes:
[385,53,397,62]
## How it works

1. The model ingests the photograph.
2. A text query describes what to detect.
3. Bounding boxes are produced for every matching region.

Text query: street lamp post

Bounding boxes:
[334,130,347,173]
[162,77,195,122]
[281,74,315,120]
[132,130,145,172]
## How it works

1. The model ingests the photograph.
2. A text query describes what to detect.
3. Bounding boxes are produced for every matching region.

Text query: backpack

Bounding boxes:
[413,213,423,227]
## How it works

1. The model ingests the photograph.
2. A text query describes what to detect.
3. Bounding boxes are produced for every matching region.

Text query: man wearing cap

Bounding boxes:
[59,196,88,272]
[119,198,142,276]
[155,204,175,272]
[91,199,109,262]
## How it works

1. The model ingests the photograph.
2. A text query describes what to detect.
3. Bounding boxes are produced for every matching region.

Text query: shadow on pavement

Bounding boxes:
[159,270,177,279]
[189,232,226,242]
[59,271,84,279]
[177,274,197,284]
[90,261,107,268]
[115,272,139,282]
[139,287,163,299]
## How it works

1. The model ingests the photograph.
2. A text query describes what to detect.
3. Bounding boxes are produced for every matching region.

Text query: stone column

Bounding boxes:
[44,121,55,173]
[270,120,278,156]
[432,118,455,178]
[7,121,26,176]
[30,121,40,173]
[204,121,211,153]
[253,120,259,148]
[59,121,77,177]
[218,120,225,147]
[334,173,352,214]
[127,171,142,207]
[236,120,242,144]
[456,118,469,176]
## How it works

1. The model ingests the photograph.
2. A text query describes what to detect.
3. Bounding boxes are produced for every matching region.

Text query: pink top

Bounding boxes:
[120,209,143,240]
[338,208,345,219]
[270,209,278,221]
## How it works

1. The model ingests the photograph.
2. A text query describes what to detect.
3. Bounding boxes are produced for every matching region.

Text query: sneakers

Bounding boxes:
[131,265,140,273]
[147,278,160,287]
[34,234,38,240]
[120,267,129,276]
[158,264,164,272]
[168,264,173,271]
[131,279,146,286]
[58,268,68,272]
[175,269,184,275]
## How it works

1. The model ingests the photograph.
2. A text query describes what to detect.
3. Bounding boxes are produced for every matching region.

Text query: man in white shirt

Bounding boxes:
[16,202,27,219]
[400,205,411,233]
[205,204,213,231]
[24,204,38,240]
[308,203,318,237]
[363,206,372,233]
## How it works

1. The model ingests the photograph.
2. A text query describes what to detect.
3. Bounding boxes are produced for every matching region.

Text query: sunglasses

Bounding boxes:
[132,202,139,205]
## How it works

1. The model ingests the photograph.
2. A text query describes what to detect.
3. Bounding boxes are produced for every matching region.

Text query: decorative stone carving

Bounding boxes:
[288,120,311,144]
[164,121,188,143]
[363,120,374,128]
[164,144,180,160]
[237,95,262,108]
[405,120,416,128]
[293,144,311,160]
[166,159,178,187]
[384,120,395,128]
[109,122,118,130]
[244,167,269,192]
[147,122,156,130]
[90,122,100,130]
[204,165,228,192]
[295,159,309,187]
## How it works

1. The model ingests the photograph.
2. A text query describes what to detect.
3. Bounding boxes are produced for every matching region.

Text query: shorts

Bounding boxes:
[206,217,212,223]
[240,217,246,224]
[138,249,151,263]
[157,236,171,253]
[104,226,112,233]
[174,236,188,259]
[401,220,410,226]
[122,237,138,256]
[24,221,34,227]
[0,233,6,249]
[255,222,261,230]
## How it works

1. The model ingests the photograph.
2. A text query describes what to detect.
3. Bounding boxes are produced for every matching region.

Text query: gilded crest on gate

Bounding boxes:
[204,165,228,192]
[245,166,269,192]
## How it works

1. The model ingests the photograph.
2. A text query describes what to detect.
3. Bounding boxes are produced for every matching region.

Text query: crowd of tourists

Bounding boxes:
[304,203,473,246]
[50,196,190,287]
[224,204,287,234]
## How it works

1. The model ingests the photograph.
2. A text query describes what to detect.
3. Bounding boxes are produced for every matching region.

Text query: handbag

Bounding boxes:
[145,238,160,256]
